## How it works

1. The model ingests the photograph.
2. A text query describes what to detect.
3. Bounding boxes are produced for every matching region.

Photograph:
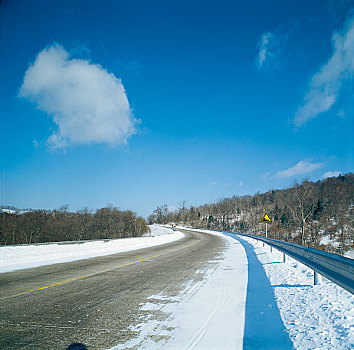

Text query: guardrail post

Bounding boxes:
[232,230,354,294]
[314,271,322,285]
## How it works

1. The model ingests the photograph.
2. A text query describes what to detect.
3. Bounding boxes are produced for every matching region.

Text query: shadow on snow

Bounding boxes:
[224,232,294,350]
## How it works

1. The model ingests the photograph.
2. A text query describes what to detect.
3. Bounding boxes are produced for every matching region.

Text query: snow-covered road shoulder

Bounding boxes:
[0,225,183,273]
[165,232,247,350]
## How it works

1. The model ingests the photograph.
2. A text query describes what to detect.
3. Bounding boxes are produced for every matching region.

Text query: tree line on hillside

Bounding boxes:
[148,174,354,255]
[0,205,150,245]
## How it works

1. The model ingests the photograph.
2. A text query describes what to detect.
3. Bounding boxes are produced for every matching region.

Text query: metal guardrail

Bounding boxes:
[227,231,354,295]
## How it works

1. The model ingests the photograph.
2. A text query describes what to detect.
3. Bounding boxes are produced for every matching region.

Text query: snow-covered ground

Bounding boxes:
[320,234,340,248]
[345,250,354,259]
[320,234,354,258]
[178,229,353,350]
[0,225,182,273]
[235,234,353,350]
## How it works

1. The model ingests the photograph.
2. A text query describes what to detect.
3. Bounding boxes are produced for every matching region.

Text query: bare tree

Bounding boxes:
[178,200,188,223]
[286,179,316,245]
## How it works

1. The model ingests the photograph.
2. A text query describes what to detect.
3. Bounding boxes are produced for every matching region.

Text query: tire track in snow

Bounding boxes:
[182,259,228,350]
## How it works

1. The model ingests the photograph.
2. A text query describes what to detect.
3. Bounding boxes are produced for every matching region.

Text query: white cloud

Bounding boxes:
[275,160,324,178]
[294,16,354,126]
[239,181,243,186]
[322,170,341,179]
[19,44,136,149]
[257,32,274,68]
[209,181,218,186]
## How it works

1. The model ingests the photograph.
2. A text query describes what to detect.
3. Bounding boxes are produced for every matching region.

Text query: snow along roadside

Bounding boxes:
[239,235,354,350]
[174,227,354,349]
[0,225,183,273]
[110,230,248,350]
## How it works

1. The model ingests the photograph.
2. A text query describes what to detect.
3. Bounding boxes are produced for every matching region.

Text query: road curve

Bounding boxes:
[0,230,226,349]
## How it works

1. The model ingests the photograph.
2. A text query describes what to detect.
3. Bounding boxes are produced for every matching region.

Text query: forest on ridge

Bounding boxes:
[149,174,354,255]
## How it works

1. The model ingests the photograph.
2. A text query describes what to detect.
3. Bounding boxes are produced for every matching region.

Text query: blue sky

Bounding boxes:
[1,0,353,217]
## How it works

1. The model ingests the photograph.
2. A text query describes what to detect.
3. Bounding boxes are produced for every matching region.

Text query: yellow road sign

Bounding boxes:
[260,212,272,223]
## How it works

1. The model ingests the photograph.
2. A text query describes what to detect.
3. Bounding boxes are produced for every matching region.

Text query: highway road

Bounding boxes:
[0,230,226,349]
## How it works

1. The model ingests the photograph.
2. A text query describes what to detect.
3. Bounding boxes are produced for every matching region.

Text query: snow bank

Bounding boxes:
[143,224,175,237]
[0,225,183,273]
[344,250,354,259]
[110,231,248,350]
[237,235,354,350]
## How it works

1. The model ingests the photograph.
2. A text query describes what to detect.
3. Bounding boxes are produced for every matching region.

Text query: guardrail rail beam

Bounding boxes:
[229,231,354,295]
